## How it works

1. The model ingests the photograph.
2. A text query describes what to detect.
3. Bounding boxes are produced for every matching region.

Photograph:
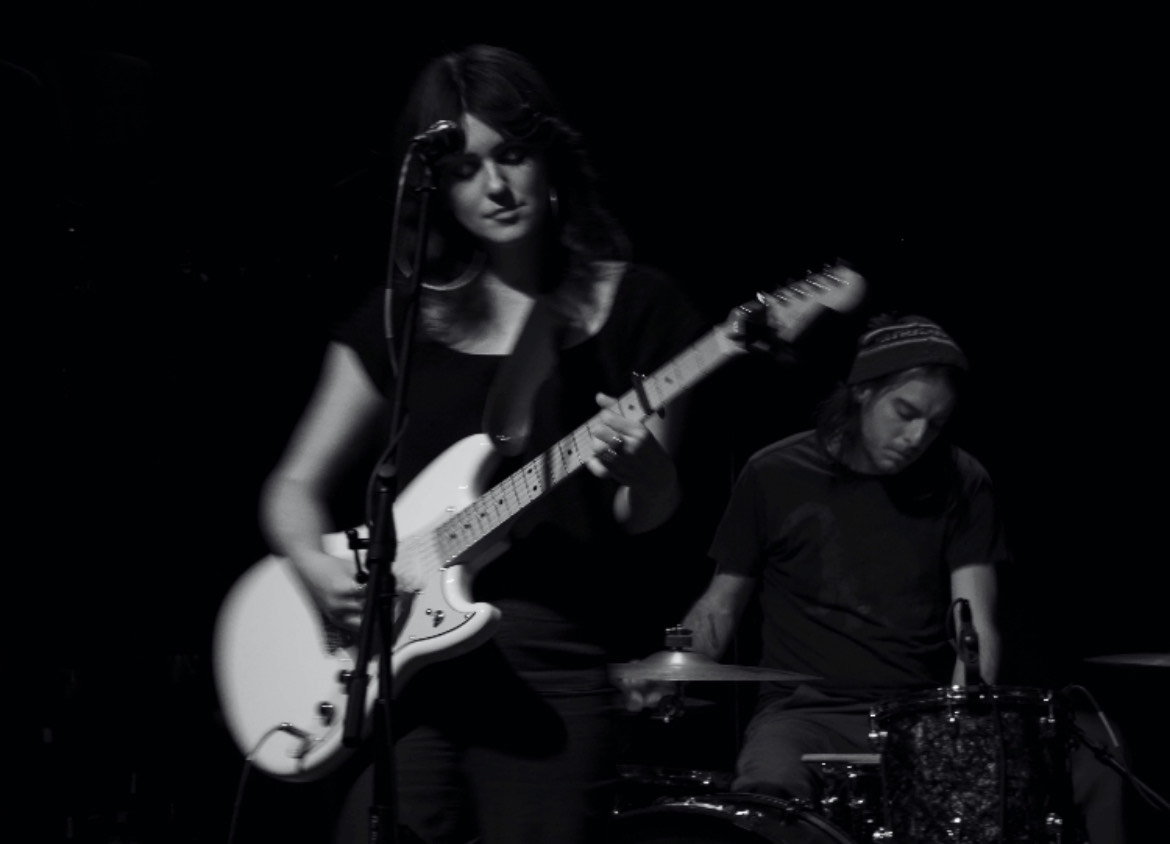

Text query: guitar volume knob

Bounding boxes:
[317,702,336,725]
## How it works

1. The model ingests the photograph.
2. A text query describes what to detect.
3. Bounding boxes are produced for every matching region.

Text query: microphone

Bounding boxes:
[410,119,465,162]
[956,598,983,686]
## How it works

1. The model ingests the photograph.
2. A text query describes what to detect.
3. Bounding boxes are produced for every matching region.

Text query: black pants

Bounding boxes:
[334,645,619,844]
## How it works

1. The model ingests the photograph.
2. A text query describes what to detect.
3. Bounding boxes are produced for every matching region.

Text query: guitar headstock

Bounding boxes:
[763,263,866,343]
[719,263,866,354]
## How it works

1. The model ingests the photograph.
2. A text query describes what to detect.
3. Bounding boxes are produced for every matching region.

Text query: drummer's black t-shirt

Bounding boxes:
[709,430,1009,701]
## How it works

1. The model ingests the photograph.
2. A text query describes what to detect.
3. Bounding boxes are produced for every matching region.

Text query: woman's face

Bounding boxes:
[442,112,550,248]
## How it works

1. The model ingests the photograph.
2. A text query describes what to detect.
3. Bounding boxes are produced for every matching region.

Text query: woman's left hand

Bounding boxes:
[584,392,674,490]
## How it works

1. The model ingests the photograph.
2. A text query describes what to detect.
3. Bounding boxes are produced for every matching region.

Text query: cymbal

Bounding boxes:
[610,649,818,683]
[1084,653,1170,668]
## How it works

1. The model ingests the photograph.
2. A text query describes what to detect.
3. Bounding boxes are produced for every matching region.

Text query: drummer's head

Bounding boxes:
[818,314,968,476]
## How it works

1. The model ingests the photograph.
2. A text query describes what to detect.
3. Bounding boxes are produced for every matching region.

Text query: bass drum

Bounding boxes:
[607,792,856,843]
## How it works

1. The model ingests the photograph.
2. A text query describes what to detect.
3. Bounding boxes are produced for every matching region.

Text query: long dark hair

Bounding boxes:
[391,45,629,327]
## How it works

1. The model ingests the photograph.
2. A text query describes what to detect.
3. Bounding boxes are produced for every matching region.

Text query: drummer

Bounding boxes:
[627,314,1005,799]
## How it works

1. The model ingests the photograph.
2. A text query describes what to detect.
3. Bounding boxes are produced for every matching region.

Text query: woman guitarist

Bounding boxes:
[259,44,707,843]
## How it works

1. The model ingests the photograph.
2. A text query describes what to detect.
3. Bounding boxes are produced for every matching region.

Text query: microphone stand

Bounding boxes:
[1065,703,1170,817]
[342,141,441,844]
[954,598,984,687]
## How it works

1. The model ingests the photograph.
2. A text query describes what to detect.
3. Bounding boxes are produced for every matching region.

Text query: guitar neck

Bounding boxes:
[428,327,739,564]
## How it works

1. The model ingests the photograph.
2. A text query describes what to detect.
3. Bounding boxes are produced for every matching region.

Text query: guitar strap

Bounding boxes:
[481,294,564,457]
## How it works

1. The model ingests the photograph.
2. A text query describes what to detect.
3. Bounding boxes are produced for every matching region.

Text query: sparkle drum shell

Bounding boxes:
[870,686,1071,844]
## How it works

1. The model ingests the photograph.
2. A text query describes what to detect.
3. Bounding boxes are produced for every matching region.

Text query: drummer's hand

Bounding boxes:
[617,677,678,712]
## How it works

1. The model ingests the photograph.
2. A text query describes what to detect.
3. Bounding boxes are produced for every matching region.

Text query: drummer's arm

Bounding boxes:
[619,571,756,713]
[950,562,1000,686]
[680,572,757,661]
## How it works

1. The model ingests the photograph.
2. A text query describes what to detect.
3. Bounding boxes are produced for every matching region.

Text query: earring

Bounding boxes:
[548,185,560,220]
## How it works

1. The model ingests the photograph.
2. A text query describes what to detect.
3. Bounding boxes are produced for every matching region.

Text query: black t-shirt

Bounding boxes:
[710,430,1009,700]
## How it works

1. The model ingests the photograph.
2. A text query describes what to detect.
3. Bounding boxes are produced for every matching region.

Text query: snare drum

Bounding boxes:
[870,686,1070,844]
[608,792,856,843]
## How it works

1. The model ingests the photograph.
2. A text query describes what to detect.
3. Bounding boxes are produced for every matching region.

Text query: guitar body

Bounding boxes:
[213,434,505,781]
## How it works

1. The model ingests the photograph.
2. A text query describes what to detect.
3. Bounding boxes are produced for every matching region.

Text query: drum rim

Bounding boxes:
[610,791,854,842]
[615,764,735,785]
[870,684,1053,718]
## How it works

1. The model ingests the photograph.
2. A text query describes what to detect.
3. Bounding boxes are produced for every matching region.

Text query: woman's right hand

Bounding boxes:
[290,550,368,633]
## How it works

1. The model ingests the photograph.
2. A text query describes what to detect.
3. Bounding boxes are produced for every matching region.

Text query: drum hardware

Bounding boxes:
[614,683,1089,842]
[1039,691,1059,740]
[610,765,735,816]
[651,687,687,724]
[943,683,966,725]
[1046,811,1064,844]
[1060,686,1170,819]
[802,753,887,843]
[645,691,720,723]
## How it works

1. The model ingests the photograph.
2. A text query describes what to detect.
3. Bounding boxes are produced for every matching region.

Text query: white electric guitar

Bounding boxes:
[213,265,865,780]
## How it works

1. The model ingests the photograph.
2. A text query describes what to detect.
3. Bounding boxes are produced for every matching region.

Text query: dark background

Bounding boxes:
[10,6,1166,842]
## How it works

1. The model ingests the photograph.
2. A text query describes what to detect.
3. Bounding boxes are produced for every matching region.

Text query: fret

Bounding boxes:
[549,437,571,481]
[504,472,524,514]
[513,465,537,507]
[651,355,687,408]
[514,463,538,506]
[473,501,499,534]
[557,427,589,477]
[647,332,722,410]
[491,485,512,518]
[452,508,487,549]
[572,426,591,469]
[435,517,468,563]
[618,392,642,419]
[548,441,572,484]
[640,365,668,412]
